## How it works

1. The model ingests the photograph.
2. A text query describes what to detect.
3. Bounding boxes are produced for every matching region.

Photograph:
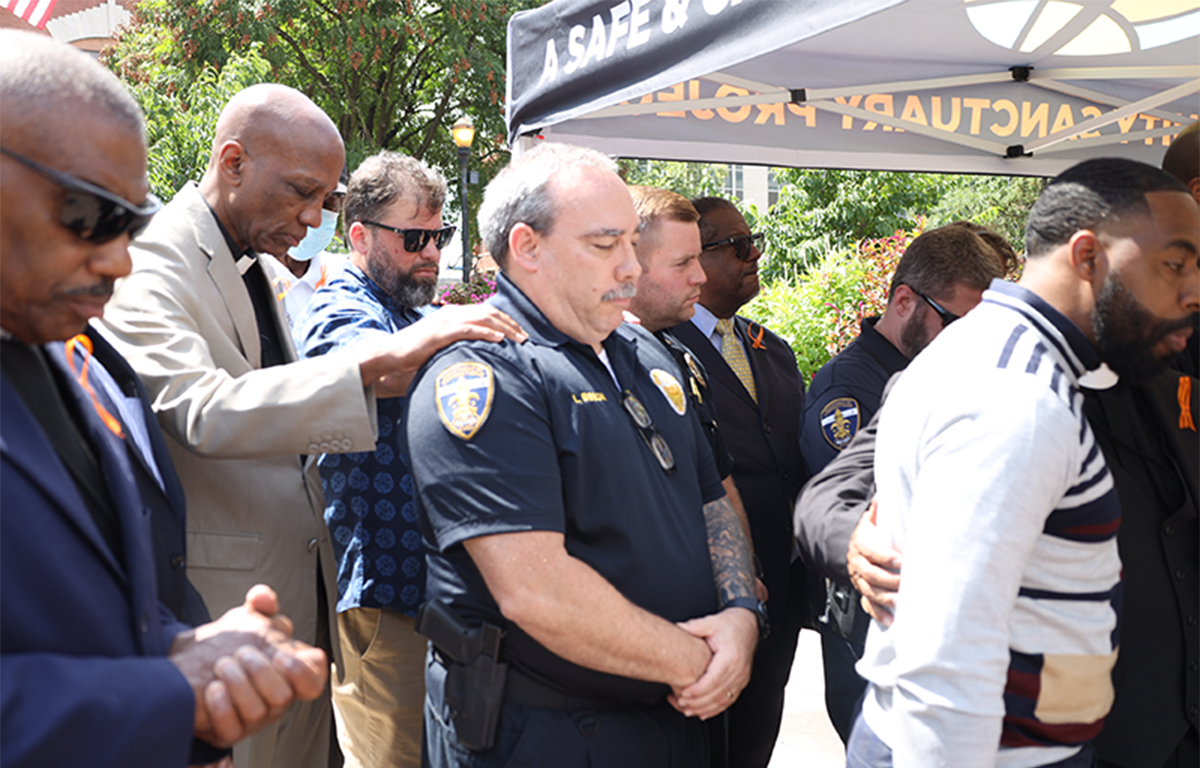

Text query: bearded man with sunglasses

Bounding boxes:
[99,84,523,768]
[407,143,761,768]
[293,150,467,768]
[668,197,810,768]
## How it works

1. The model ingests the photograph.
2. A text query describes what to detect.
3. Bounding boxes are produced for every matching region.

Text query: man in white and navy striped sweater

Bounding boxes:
[848,158,1199,768]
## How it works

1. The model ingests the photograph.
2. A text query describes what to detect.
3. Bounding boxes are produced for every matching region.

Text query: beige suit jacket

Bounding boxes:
[100,182,376,659]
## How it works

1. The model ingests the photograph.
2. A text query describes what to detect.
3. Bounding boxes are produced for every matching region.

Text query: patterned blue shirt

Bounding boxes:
[296,263,427,616]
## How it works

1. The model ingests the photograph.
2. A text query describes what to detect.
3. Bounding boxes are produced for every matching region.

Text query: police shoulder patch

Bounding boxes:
[819,397,860,451]
[435,361,494,440]
[650,368,687,416]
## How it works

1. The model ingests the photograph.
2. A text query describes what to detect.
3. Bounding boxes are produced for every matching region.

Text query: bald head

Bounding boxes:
[200,84,345,256]
[207,84,341,174]
[1,31,149,344]
[0,30,143,152]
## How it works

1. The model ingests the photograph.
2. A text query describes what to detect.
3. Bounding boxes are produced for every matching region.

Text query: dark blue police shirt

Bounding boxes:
[799,316,909,475]
[406,274,724,706]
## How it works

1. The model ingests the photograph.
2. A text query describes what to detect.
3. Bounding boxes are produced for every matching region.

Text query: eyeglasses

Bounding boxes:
[907,286,960,327]
[361,220,456,253]
[701,232,765,262]
[622,390,676,475]
[0,146,161,244]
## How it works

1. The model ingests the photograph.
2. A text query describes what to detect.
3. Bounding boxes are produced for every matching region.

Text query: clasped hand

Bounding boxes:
[668,606,758,720]
[169,584,328,750]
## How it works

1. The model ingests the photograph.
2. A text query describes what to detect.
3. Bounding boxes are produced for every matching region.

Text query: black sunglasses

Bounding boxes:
[908,286,960,327]
[622,390,676,475]
[701,232,765,262]
[361,220,456,253]
[1,146,161,244]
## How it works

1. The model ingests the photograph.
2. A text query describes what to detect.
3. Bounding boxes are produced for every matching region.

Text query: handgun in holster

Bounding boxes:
[415,600,507,751]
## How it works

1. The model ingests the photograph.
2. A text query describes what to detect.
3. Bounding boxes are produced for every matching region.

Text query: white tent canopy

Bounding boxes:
[506,0,1200,176]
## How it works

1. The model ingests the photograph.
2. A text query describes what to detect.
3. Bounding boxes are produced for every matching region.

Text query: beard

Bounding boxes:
[899,305,935,359]
[1092,271,1197,383]
[365,240,438,309]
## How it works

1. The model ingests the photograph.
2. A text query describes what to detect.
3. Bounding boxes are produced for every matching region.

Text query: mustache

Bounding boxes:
[602,282,638,301]
[62,280,115,300]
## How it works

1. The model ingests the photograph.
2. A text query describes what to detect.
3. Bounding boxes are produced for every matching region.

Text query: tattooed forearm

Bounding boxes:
[703,495,756,607]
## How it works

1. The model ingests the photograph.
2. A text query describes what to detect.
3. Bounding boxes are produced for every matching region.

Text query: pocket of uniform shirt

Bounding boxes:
[186,530,263,571]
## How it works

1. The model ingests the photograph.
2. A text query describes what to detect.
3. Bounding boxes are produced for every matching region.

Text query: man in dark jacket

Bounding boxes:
[670,197,809,768]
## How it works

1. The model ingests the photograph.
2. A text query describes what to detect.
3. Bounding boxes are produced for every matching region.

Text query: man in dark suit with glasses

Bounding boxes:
[0,30,330,768]
[667,196,810,768]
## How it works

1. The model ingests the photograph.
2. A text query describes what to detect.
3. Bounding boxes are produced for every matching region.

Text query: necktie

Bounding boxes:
[716,318,757,404]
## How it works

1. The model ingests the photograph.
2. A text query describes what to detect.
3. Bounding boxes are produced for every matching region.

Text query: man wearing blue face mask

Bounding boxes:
[265,170,348,332]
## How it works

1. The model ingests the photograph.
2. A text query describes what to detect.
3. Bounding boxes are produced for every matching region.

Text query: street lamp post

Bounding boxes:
[451,116,475,283]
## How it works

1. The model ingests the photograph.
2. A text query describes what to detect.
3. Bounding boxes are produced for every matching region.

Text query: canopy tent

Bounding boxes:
[506,0,1200,176]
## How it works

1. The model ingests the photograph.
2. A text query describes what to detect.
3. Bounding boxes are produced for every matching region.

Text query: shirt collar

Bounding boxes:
[489,273,581,349]
[985,279,1102,373]
[857,316,910,377]
[341,263,426,324]
[202,198,252,260]
[690,303,720,339]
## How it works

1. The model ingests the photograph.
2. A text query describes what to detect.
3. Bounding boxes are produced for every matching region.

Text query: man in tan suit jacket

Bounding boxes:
[100,84,523,768]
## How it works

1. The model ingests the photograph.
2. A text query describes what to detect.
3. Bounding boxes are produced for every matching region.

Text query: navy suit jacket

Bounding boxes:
[1,344,195,768]
[671,316,812,627]
[64,327,211,626]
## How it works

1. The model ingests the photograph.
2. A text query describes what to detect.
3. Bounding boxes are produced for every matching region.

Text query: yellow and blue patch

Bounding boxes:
[651,368,687,416]
[436,361,494,440]
[819,397,860,450]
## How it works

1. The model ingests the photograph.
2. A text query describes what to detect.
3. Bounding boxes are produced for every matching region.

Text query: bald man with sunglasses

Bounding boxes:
[1,31,334,768]
[99,84,523,768]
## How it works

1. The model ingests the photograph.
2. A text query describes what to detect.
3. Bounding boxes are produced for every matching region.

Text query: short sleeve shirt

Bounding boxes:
[800,316,909,475]
[297,263,427,616]
[407,274,725,705]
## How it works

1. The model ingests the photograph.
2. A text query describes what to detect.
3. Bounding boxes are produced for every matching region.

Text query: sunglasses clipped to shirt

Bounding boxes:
[622,390,676,475]
[361,220,457,253]
[0,146,161,244]
[701,231,765,262]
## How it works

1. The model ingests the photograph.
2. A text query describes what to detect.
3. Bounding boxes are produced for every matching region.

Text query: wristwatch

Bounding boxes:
[723,596,770,641]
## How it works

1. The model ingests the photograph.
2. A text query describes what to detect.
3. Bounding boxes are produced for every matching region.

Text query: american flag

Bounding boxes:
[2,0,59,30]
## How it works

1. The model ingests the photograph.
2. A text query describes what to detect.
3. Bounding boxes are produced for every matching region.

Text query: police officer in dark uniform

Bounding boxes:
[797,223,1007,742]
[624,186,745,511]
[626,185,767,768]
[407,144,764,768]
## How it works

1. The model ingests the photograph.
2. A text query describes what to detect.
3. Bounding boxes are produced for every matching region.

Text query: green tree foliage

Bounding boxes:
[742,225,919,384]
[120,47,272,200]
[105,0,537,221]
[619,159,728,201]
[931,174,1046,255]
[736,166,1041,283]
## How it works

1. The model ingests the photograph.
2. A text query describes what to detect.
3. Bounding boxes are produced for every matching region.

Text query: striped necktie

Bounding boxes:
[716,318,757,404]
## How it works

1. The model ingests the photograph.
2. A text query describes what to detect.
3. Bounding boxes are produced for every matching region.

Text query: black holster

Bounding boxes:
[416,600,507,751]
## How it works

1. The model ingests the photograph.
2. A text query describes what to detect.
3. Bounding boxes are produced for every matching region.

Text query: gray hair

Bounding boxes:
[478,143,617,268]
[0,30,144,146]
[344,150,447,227]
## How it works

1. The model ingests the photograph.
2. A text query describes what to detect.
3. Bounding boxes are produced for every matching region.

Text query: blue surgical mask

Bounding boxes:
[288,209,339,261]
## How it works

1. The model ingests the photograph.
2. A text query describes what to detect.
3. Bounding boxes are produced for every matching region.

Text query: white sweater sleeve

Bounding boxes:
[872,377,1078,768]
